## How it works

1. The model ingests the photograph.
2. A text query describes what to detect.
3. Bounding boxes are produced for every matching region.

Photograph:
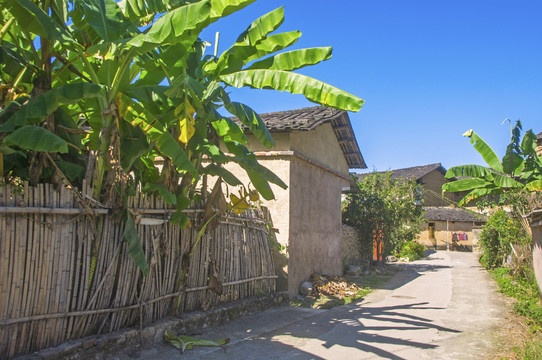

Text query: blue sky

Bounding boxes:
[200,0,542,173]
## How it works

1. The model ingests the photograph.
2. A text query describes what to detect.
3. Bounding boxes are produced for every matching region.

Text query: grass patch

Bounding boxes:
[290,273,393,310]
[490,268,542,332]
[489,267,542,359]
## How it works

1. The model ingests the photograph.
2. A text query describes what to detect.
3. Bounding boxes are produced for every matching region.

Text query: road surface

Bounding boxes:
[116,251,509,360]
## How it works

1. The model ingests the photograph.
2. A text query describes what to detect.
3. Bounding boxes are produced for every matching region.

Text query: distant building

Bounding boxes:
[420,206,487,251]
[353,163,460,206]
[352,163,488,252]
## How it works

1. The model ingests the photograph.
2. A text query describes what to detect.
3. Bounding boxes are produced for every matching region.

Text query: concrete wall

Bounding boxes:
[417,220,476,251]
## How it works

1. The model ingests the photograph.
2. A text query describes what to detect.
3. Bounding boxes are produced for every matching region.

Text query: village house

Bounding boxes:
[420,206,487,251]
[353,163,487,253]
[222,106,366,296]
[353,163,461,206]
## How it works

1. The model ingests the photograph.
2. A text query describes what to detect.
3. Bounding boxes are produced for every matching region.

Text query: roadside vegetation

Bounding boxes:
[343,172,425,260]
[479,209,542,359]
[443,121,542,359]
[398,240,426,261]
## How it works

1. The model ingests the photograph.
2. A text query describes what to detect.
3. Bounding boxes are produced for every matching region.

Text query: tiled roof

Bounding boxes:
[353,163,446,183]
[423,206,487,223]
[235,106,366,169]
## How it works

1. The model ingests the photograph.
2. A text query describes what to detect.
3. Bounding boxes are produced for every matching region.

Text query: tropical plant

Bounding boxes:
[442,121,542,207]
[343,172,424,260]
[0,0,364,274]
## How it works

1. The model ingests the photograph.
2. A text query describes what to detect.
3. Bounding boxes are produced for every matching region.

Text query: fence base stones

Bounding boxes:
[13,293,287,360]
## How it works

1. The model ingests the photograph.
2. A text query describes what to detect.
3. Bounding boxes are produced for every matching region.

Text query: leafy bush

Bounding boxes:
[343,172,424,259]
[479,210,531,269]
[398,241,426,261]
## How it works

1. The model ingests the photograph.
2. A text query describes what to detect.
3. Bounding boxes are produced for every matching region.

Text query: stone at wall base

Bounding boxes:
[345,265,362,276]
[299,281,314,296]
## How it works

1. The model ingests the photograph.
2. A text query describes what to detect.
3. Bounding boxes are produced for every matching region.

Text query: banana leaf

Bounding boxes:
[143,183,177,205]
[458,187,500,207]
[220,69,364,112]
[225,141,287,200]
[4,0,75,43]
[249,47,332,72]
[225,102,274,148]
[213,7,286,74]
[3,125,68,153]
[209,0,257,20]
[78,0,126,42]
[123,209,149,275]
[0,83,104,132]
[463,129,504,173]
[127,1,211,49]
[502,151,524,175]
[445,164,497,179]
[240,31,301,66]
[442,178,492,193]
[201,163,242,186]
[118,119,153,171]
[211,116,248,144]
[117,94,197,176]
[234,6,284,46]
[526,180,542,191]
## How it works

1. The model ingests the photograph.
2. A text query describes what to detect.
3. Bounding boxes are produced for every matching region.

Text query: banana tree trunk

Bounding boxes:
[531,209,542,297]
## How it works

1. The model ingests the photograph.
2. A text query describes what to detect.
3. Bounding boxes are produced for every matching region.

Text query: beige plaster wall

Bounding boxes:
[244,132,291,152]
[288,156,348,295]
[417,221,476,251]
[290,123,349,175]
[221,158,291,248]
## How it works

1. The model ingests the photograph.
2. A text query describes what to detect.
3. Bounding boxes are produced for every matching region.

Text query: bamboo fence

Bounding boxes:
[0,182,276,359]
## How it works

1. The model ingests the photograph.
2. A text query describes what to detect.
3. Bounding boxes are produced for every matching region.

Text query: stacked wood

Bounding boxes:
[0,183,276,359]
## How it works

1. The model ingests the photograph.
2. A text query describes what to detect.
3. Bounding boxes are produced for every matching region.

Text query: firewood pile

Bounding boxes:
[310,274,363,298]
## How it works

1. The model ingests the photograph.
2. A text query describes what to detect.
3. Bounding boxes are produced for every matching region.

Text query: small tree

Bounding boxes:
[343,172,424,260]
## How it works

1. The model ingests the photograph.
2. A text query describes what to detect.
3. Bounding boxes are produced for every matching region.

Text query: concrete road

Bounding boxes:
[117,251,509,360]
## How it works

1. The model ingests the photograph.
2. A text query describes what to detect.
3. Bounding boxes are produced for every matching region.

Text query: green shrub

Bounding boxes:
[398,241,426,261]
[479,210,530,269]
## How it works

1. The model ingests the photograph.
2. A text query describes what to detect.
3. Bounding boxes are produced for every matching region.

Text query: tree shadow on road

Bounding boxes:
[257,301,460,360]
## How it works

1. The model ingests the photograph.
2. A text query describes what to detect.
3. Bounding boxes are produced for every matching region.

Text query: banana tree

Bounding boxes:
[0,0,364,275]
[442,121,542,207]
